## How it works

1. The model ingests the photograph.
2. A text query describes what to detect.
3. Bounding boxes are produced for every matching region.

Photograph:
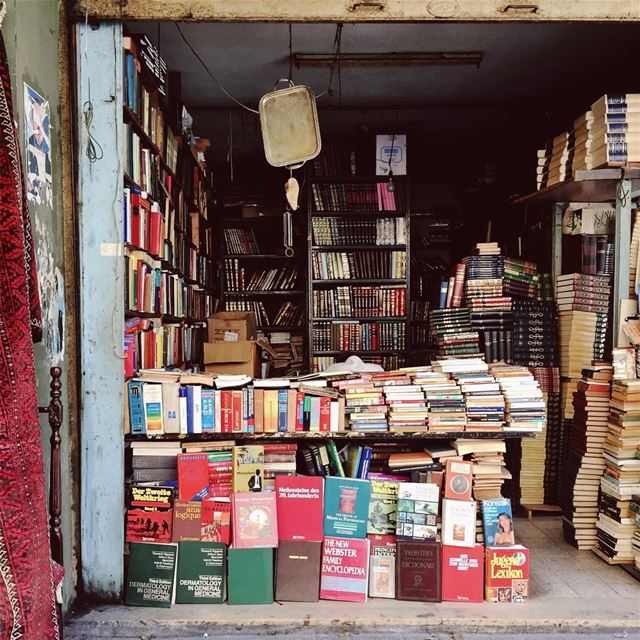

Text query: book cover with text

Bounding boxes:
[320,536,370,603]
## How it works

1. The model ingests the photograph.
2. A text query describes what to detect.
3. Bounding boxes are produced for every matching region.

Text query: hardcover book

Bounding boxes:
[368,534,397,598]
[367,479,399,536]
[177,452,209,501]
[232,445,264,492]
[227,548,274,605]
[323,477,372,539]
[444,459,473,501]
[396,540,441,602]
[126,485,174,544]
[320,536,370,603]
[232,491,278,548]
[175,541,226,604]
[396,483,439,541]
[482,498,516,546]
[441,499,477,548]
[275,476,324,542]
[125,542,178,608]
[485,545,529,603]
[201,498,231,545]
[275,540,322,602]
[441,544,484,603]
[171,500,202,542]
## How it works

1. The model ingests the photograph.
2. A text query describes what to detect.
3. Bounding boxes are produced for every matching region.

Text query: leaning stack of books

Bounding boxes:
[429,308,480,358]
[593,379,640,565]
[502,258,539,299]
[561,364,612,549]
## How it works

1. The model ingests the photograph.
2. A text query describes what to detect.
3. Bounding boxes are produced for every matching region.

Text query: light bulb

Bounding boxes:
[386,171,395,193]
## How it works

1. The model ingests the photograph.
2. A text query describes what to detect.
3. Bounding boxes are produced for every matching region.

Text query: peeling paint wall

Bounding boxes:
[3,0,76,610]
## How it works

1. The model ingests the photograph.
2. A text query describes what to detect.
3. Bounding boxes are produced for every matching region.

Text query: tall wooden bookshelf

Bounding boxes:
[122,35,215,375]
[307,177,411,372]
[217,214,307,376]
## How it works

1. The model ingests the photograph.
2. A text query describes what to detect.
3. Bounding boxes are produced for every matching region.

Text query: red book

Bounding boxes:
[485,546,530,603]
[275,476,324,541]
[220,391,232,433]
[444,459,473,501]
[148,203,162,257]
[263,443,298,453]
[295,392,305,431]
[445,276,455,308]
[177,453,209,501]
[231,390,242,432]
[441,544,484,603]
[320,537,370,602]
[232,491,278,548]
[319,397,331,432]
[450,263,467,308]
[201,497,231,544]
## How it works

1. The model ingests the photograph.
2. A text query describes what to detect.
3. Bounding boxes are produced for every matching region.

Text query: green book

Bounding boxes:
[125,542,178,608]
[326,440,345,477]
[323,476,371,539]
[227,548,274,604]
[175,541,226,604]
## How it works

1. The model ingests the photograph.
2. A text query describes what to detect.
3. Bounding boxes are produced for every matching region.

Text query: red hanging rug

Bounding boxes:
[0,34,59,640]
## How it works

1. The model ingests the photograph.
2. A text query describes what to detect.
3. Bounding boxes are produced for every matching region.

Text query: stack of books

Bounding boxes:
[536,144,552,190]
[455,439,509,501]
[502,258,539,299]
[594,379,640,565]
[510,300,557,368]
[342,378,388,432]
[546,131,571,187]
[590,94,640,168]
[632,496,640,570]
[429,308,480,358]
[182,441,234,498]
[561,364,612,549]
[456,372,505,432]
[572,110,594,173]
[261,331,304,377]
[491,366,546,434]
[558,311,608,379]
[384,384,428,433]
[556,273,611,314]
[263,443,297,491]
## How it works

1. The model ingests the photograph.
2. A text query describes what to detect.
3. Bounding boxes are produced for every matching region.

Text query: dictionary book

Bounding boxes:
[320,536,370,603]
[396,540,441,602]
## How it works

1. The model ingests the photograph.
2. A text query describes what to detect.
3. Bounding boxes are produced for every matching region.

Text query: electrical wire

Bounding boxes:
[82,98,104,162]
[175,23,259,114]
[316,24,343,99]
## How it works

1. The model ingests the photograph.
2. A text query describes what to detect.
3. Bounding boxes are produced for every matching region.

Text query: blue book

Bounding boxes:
[481,498,515,547]
[126,52,135,111]
[128,380,145,435]
[323,476,372,539]
[278,389,288,433]
[201,389,215,432]
[357,447,373,479]
[186,386,195,434]
[439,279,448,309]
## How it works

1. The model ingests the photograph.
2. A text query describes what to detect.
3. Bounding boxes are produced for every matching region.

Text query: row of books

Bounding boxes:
[124,318,205,377]
[312,285,406,319]
[312,320,407,352]
[311,250,406,280]
[223,228,259,255]
[311,217,406,246]
[582,235,615,277]
[311,182,406,212]
[223,260,298,292]
[221,300,303,329]
[593,379,640,566]
[537,93,640,189]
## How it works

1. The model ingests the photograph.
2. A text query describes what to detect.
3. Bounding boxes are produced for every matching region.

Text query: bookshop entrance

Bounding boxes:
[72,13,640,632]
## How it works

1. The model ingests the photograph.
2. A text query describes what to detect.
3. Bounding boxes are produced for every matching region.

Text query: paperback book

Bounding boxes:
[482,498,516,546]
[396,482,439,541]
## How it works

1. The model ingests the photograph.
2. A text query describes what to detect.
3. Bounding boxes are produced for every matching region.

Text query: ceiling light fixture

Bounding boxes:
[295,52,483,69]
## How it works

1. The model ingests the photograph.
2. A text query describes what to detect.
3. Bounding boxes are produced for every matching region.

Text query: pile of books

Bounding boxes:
[491,366,546,433]
[502,258,539,299]
[558,313,608,379]
[594,379,640,565]
[384,383,429,432]
[572,109,594,173]
[456,372,505,432]
[590,94,640,168]
[511,300,557,368]
[455,439,510,501]
[343,379,388,432]
[556,273,610,314]
[260,331,304,377]
[124,452,528,607]
[429,308,480,357]
[561,364,612,549]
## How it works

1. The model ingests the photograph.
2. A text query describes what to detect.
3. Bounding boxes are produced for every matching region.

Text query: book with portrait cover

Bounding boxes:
[396,540,441,602]
[481,498,515,546]
[367,479,399,535]
[395,482,439,541]
[175,541,226,604]
[320,536,370,602]
[200,497,231,545]
[275,540,322,602]
[441,499,476,548]
[485,545,529,603]
[125,542,178,608]
[126,485,174,543]
[232,491,278,548]
[232,445,264,492]
[275,475,324,541]
[444,459,473,501]
[368,534,397,598]
[441,544,484,603]
[323,477,372,539]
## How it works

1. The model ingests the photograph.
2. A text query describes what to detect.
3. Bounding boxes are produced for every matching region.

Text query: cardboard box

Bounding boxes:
[203,341,260,377]
[207,312,257,343]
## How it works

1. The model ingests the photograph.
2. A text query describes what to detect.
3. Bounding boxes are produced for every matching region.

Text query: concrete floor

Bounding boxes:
[66,518,639,639]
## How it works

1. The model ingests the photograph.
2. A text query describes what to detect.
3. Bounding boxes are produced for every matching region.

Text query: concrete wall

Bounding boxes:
[3,0,77,610]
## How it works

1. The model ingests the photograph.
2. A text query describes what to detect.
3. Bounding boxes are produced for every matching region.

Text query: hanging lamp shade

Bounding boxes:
[259,79,321,169]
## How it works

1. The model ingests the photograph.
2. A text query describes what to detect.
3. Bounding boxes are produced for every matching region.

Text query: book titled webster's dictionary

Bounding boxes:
[396,540,441,602]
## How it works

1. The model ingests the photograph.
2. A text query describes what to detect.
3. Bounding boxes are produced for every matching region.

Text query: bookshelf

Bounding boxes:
[217,214,306,376]
[122,34,215,375]
[307,177,411,372]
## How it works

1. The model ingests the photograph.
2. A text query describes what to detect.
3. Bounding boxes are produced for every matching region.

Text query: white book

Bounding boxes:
[179,389,188,435]
[142,383,164,435]
[192,385,203,434]
[441,499,477,548]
